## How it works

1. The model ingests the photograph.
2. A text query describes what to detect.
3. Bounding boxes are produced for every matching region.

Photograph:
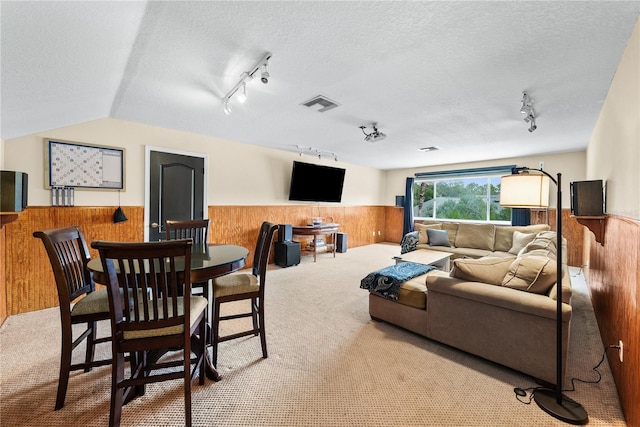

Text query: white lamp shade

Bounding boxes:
[500,174,550,208]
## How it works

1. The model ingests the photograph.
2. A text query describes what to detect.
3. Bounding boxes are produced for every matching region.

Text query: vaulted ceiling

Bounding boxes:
[2,1,639,170]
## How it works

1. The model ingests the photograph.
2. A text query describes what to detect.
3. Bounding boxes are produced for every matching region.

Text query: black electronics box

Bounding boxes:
[275,241,300,267]
[336,232,347,253]
[0,171,28,212]
[570,180,604,216]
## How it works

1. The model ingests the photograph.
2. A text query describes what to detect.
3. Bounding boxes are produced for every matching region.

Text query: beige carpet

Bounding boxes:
[0,243,625,426]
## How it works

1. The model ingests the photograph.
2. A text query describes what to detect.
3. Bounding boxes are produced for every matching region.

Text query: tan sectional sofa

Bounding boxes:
[369,221,572,385]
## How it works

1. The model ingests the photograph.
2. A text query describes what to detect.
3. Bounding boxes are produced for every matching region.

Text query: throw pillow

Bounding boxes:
[454,223,496,251]
[450,257,514,286]
[415,223,441,244]
[400,231,419,254]
[518,231,558,257]
[508,231,537,255]
[427,229,451,247]
[502,255,557,294]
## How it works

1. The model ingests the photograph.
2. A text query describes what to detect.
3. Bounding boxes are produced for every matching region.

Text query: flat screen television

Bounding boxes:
[288,161,345,203]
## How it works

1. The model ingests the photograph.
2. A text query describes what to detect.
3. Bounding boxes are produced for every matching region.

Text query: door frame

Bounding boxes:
[144,145,209,241]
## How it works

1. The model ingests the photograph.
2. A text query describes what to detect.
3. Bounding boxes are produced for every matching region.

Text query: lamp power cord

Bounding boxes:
[513,344,619,404]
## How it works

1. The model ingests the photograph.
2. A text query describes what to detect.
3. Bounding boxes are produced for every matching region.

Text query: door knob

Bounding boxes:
[151,222,159,228]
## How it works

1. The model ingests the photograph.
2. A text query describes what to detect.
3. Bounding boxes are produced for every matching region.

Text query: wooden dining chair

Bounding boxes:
[165,218,210,245]
[210,221,278,366]
[33,226,112,410]
[91,239,207,427]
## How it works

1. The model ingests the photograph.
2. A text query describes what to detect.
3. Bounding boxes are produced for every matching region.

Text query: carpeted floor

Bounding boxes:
[0,243,625,426]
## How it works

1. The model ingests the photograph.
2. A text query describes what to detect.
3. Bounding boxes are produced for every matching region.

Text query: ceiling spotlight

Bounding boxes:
[261,64,270,84]
[359,122,387,143]
[237,82,247,103]
[223,99,232,115]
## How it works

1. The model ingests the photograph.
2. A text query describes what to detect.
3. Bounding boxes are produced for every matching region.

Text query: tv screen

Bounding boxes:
[288,161,345,203]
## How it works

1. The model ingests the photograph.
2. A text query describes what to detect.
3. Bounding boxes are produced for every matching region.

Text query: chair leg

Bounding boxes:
[199,318,206,386]
[184,334,192,427]
[109,352,125,427]
[251,297,259,336]
[258,300,268,359]
[84,321,97,372]
[211,299,221,366]
[55,325,73,410]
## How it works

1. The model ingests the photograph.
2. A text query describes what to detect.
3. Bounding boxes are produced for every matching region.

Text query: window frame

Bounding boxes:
[413,165,515,224]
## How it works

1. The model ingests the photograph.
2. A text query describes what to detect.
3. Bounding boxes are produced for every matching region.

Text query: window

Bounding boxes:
[413,166,514,223]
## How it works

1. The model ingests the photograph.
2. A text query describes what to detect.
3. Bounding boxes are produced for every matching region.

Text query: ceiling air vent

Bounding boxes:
[419,146,439,152]
[301,95,340,112]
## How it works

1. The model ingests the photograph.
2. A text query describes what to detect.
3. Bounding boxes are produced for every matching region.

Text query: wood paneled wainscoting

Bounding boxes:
[584,214,639,427]
[2,205,398,318]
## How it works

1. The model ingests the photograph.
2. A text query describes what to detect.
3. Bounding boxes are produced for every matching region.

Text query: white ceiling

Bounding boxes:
[2,1,639,170]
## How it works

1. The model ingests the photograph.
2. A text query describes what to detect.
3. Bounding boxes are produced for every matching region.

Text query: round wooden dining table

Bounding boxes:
[87,243,249,381]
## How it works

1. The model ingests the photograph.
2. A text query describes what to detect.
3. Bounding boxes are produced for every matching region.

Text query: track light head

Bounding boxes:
[223,99,232,115]
[237,82,247,103]
[261,64,269,84]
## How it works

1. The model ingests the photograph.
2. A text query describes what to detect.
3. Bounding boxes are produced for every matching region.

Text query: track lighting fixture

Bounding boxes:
[221,52,272,114]
[359,122,387,142]
[295,145,338,162]
[520,91,537,132]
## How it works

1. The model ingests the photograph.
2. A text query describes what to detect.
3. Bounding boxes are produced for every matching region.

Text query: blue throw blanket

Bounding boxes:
[360,262,435,300]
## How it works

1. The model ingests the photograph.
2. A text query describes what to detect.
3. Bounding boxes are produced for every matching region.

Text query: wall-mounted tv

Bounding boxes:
[288,161,346,203]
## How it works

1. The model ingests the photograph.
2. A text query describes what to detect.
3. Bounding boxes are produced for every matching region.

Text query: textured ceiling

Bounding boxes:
[2,1,639,170]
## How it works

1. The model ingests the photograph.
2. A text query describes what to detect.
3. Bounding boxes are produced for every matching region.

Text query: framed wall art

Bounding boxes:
[44,139,125,190]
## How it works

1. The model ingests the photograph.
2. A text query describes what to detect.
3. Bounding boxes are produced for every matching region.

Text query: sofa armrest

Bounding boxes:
[426,271,571,321]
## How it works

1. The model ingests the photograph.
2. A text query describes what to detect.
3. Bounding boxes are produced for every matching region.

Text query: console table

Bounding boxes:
[292,224,339,262]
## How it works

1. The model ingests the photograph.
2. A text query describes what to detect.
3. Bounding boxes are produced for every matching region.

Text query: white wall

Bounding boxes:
[383,151,587,209]
[2,118,386,207]
[587,17,640,219]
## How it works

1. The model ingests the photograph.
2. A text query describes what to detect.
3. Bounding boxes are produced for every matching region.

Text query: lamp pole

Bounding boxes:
[511,168,587,424]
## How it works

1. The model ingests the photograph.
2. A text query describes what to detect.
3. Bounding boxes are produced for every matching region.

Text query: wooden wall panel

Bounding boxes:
[3,205,390,316]
[384,207,405,243]
[0,226,6,326]
[208,205,389,265]
[3,206,144,315]
[586,215,639,427]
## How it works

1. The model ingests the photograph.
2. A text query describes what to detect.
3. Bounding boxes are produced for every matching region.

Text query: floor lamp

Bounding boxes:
[500,167,588,425]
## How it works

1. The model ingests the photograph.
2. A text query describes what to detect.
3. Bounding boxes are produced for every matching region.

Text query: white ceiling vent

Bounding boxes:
[301,95,340,112]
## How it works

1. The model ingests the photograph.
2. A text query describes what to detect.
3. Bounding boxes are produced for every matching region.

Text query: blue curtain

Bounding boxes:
[510,167,531,226]
[403,177,414,235]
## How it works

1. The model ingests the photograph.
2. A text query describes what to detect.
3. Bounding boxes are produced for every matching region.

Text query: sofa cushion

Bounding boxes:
[508,231,538,255]
[427,229,451,247]
[397,274,428,309]
[450,257,513,286]
[455,223,496,251]
[441,222,459,246]
[502,255,557,294]
[494,224,551,252]
[415,223,441,244]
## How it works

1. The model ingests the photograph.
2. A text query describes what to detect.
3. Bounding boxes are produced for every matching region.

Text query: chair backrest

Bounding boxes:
[33,226,93,309]
[165,219,210,245]
[91,239,193,340]
[252,222,279,285]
